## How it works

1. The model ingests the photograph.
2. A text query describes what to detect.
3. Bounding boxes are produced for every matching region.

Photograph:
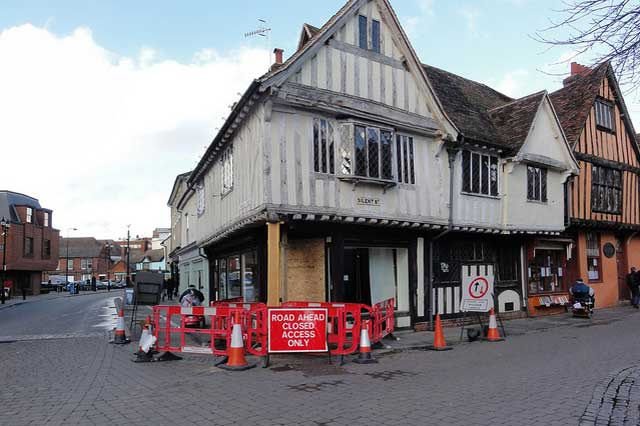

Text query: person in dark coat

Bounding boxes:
[166,278,174,301]
[627,267,640,308]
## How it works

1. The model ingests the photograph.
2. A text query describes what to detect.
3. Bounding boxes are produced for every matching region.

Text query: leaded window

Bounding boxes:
[196,181,205,215]
[527,166,547,202]
[396,135,415,184]
[354,125,394,180]
[591,165,622,214]
[221,145,233,195]
[595,99,614,131]
[462,150,498,196]
[313,118,335,174]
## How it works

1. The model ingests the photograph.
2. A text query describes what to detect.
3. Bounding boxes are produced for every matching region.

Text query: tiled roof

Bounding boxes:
[489,91,547,150]
[60,237,106,258]
[297,23,321,51]
[548,62,609,147]
[137,248,165,263]
[423,64,547,151]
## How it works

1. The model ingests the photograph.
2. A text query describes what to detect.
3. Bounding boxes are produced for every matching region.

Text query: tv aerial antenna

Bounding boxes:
[244,19,272,67]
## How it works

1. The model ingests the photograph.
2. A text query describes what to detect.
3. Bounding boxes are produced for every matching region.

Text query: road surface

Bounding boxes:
[1,295,639,425]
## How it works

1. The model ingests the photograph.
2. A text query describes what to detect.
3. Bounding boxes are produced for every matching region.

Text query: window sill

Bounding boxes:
[526,199,548,205]
[337,175,397,190]
[460,191,501,200]
[592,210,622,215]
[596,125,615,134]
[221,188,233,200]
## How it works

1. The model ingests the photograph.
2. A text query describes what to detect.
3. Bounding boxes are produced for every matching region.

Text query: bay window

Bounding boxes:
[354,125,393,180]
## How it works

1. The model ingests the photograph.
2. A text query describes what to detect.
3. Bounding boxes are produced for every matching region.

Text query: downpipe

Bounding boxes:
[428,144,458,331]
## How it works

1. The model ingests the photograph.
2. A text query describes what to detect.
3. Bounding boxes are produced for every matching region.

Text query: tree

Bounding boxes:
[535,0,640,89]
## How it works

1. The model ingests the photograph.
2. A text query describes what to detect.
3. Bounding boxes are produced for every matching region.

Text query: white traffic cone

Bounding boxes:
[353,320,378,364]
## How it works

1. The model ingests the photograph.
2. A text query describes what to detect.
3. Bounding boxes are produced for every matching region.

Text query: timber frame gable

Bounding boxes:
[259,0,458,138]
[551,62,640,229]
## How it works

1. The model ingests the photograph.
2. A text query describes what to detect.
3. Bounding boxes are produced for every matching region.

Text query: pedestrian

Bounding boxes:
[166,278,173,301]
[627,267,640,308]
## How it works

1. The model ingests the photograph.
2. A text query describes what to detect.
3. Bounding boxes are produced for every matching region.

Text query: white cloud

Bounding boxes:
[0,24,269,240]
[403,0,435,39]
[495,69,530,97]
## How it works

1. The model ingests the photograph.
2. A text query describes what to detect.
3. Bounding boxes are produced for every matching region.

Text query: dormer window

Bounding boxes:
[26,207,33,223]
[44,212,49,227]
[358,15,381,53]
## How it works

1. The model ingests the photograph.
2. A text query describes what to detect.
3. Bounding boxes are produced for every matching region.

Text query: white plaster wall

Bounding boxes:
[267,109,449,223]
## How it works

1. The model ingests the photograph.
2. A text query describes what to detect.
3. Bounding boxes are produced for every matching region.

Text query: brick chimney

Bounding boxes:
[270,48,284,72]
[273,48,284,65]
[563,62,591,86]
[570,62,590,76]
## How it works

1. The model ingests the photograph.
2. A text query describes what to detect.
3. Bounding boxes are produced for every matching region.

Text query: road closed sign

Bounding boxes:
[460,265,495,313]
[267,308,328,353]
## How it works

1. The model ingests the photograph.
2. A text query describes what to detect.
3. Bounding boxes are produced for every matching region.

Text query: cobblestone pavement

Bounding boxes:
[2,301,640,425]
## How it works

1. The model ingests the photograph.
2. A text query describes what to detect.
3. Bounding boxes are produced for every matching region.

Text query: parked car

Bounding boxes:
[97,281,108,290]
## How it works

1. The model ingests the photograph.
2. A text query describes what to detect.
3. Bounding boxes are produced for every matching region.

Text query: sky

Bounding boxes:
[1,0,639,240]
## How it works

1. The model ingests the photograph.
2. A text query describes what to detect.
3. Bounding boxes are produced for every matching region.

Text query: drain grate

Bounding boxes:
[288,380,345,393]
[365,370,416,381]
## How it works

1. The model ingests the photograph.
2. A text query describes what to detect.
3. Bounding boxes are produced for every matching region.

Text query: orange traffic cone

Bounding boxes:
[426,314,452,351]
[485,308,504,342]
[353,320,378,364]
[219,316,255,371]
[110,308,130,344]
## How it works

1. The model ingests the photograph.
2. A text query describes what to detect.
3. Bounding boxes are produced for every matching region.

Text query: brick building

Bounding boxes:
[0,191,59,296]
[46,237,121,283]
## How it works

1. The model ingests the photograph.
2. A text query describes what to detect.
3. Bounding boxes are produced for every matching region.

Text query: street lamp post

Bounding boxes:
[1,217,10,305]
[65,227,77,294]
[105,242,111,292]
[126,226,131,287]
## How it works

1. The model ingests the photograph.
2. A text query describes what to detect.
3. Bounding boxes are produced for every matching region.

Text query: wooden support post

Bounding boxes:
[267,222,281,306]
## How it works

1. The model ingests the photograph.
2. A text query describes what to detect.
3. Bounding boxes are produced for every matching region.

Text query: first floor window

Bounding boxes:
[354,125,393,180]
[527,166,548,202]
[221,145,233,195]
[24,237,33,256]
[67,259,73,270]
[396,135,415,184]
[462,150,499,196]
[81,259,87,270]
[586,232,601,281]
[313,118,335,174]
[43,240,51,257]
[592,165,622,214]
[196,181,205,215]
